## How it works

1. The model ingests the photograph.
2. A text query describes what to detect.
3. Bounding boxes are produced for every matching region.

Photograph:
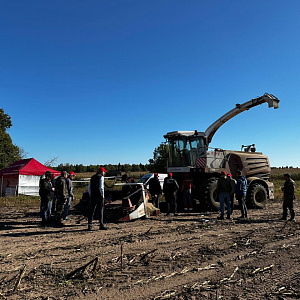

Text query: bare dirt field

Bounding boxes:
[0,201,299,300]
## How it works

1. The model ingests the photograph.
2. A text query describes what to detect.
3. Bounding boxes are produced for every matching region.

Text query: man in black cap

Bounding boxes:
[280,173,295,221]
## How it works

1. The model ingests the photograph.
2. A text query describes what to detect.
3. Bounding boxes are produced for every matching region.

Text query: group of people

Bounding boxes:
[216,170,296,221]
[216,170,248,220]
[148,171,296,222]
[39,167,107,230]
[39,167,296,229]
[147,171,248,219]
[39,170,75,227]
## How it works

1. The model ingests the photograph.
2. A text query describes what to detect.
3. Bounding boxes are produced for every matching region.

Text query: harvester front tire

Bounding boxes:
[247,183,267,208]
[200,177,219,211]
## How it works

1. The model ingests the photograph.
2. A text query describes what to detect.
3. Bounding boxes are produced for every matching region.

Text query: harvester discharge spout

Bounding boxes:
[263,93,279,108]
[205,93,279,145]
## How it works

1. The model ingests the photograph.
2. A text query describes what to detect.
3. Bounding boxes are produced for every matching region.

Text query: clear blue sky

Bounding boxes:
[1,0,300,167]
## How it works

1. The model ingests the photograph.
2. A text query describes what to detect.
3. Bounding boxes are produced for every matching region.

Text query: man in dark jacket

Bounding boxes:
[55,171,69,226]
[39,171,55,226]
[163,173,179,216]
[280,173,295,221]
[148,173,162,208]
[217,171,232,220]
[235,170,248,219]
[88,167,108,230]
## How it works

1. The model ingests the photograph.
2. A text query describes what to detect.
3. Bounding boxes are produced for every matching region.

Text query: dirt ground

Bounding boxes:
[0,201,299,300]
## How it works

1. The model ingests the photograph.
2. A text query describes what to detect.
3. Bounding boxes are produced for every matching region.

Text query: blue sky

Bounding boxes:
[1,0,300,167]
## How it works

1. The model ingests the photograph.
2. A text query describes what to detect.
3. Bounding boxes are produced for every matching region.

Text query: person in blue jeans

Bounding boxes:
[235,170,248,219]
[216,171,232,220]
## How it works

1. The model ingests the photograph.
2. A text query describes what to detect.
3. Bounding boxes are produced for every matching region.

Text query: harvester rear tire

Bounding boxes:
[200,177,219,211]
[247,183,267,208]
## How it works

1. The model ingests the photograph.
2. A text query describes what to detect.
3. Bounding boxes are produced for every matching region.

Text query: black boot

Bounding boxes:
[289,210,295,221]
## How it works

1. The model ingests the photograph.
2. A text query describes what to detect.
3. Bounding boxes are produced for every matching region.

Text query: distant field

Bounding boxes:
[270,167,300,181]
[270,168,300,200]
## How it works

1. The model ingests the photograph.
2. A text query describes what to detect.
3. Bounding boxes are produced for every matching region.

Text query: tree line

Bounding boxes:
[53,144,168,174]
[53,163,150,173]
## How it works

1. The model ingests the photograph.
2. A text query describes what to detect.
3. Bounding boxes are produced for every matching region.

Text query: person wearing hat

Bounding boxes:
[216,171,232,220]
[163,173,179,216]
[54,171,69,226]
[280,173,295,221]
[227,173,236,214]
[235,170,248,220]
[148,173,162,208]
[62,171,76,220]
[87,167,108,230]
[39,171,55,226]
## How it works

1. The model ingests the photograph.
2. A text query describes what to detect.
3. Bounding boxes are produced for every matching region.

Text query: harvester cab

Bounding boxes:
[163,93,279,211]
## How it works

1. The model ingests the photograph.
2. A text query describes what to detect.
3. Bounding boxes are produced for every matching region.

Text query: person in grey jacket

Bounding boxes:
[62,171,75,220]
[55,171,69,226]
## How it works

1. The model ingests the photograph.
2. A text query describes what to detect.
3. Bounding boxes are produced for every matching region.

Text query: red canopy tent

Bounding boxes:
[0,158,60,196]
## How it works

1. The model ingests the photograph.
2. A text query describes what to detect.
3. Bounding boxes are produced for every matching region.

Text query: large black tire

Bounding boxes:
[247,183,267,208]
[200,177,219,211]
